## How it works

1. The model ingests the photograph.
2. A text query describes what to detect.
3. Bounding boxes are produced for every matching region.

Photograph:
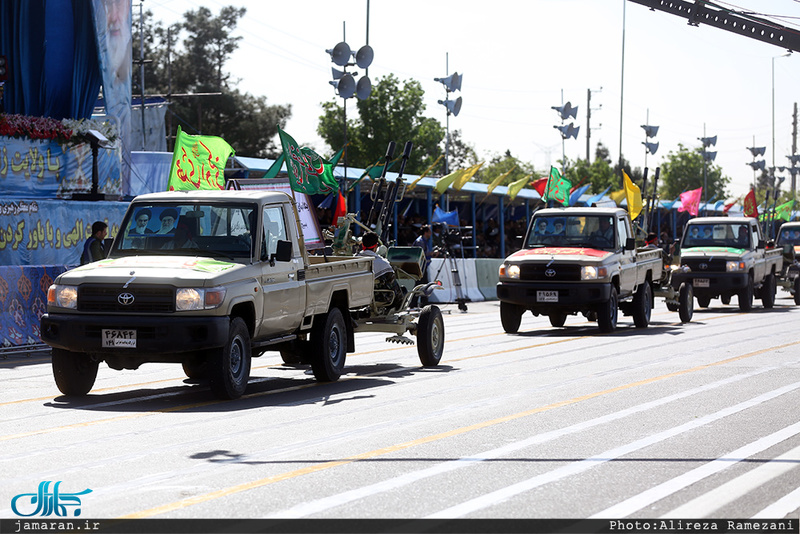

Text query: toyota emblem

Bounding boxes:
[699,263,708,270]
[545,268,556,278]
[118,292,135,305]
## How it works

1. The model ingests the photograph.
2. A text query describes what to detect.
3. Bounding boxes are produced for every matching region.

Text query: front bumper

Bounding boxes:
[40,313,229,355]
[671,271,749,297]
[497,281,612,313]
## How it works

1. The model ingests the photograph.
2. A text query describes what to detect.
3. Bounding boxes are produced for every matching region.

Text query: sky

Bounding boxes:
[144,0,800,200]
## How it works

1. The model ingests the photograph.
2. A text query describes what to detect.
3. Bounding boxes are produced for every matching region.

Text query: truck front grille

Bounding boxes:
[519,264,581,281]
[684,259,727,273]
[78,285,175,313]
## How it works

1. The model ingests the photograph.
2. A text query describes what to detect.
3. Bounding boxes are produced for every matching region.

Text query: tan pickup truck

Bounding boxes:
[41,190,387,399]
[497,207,663,333]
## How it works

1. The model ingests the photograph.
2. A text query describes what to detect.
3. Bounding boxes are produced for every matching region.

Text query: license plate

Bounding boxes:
[102,329,137,348]
[537,290,558,303]
[694,278,710,288]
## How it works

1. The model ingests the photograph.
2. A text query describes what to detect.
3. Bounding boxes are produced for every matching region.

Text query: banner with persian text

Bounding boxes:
[0,199,128,266]
[0,137,122,198]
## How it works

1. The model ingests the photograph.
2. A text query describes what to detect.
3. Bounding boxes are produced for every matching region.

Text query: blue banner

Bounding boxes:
[0,265,69,347]
[0,136,122,198]
[0,199,128,266]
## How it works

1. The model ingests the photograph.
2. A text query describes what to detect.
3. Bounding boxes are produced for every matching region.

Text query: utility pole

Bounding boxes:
[586,88,591,162]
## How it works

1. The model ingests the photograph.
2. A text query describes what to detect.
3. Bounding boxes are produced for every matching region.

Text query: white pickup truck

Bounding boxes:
[41,190,445,399]
[497,207,663,333]
[671,217,784,311]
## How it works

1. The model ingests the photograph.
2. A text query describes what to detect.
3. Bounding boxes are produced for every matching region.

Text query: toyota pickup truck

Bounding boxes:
[41,190,381,400]
[671,216,783,311]
[496,207,663,333]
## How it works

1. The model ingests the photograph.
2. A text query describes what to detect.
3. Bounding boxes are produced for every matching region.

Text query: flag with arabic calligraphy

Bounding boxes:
[167,125,235,191]
[543,166,571,205]
[743,189,758,218]
[278,127,339,195]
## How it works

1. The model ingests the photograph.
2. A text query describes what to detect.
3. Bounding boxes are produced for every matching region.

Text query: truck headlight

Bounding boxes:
[581,266,608,280]
[499,264,520,279]
[726,261,746,272]
[176,287,226,310]
[48,284,78,309]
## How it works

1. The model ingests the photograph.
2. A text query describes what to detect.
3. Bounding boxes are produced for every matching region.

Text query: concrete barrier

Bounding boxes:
[423,257,503,303]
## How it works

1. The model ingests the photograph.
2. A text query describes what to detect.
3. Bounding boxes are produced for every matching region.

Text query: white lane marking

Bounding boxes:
[753,485,800,518]
[592,425,800,518]
[425,381,800,519]
[266,368,773,518]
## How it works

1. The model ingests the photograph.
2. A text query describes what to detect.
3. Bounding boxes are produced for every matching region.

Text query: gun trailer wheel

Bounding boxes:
[417,304,444,367]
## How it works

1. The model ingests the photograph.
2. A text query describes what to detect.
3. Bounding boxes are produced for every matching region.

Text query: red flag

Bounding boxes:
[531,177,548,196]
[722,200,736,213]
[332,190,347,223]
[678,187,703,216]
[743,189,758,218]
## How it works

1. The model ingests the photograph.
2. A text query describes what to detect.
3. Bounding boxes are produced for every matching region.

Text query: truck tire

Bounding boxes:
[761,273,776,309]
[597,286,618,333]
[697,296,711,308]
[310,308,346,382]
[632,282,652,328]
[738,275,754,312]
[794,277,800,305]
[549,312,567,327]
[209,317,251,400]
[182,354,208,379]
[52,349,99,396]
[678,282,694,323]
[279,340,311,365]
[500,302,524,333]
[417,305,444,367]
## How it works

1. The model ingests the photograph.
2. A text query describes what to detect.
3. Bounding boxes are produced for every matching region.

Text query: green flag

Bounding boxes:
[263,153,285,179]
[543,166,571,205]
[775,199,795,221]
[167,125,235,191]
[328,145,346,166]
[278,126,339,195]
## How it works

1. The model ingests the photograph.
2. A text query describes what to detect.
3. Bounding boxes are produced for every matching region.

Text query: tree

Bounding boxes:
[476,150,535,185]
[659,143,730,201]
[132,6,291,157]
[443,129,478,173]
[563,143,619,194]
[317,74,445,174]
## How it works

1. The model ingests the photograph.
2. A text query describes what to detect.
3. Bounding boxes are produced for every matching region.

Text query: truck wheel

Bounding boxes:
[209,317,251,400]
[182,354,208,379]
[632,282,652,328]
[52,349,98,396]
[794,277,800,305]
[279,340,310,365]
[597,286,618,333]
[697,296,711,308]
[738,276,754,312]
[678,282,694,323]
[549,312,567,327]
[500,302,524,333]
[417,305,444,367]
[310,308,346,382]
[761,274,776,309]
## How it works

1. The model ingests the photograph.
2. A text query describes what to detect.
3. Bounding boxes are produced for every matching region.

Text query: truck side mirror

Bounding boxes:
[272,240,292,263]
[624,237,635,251]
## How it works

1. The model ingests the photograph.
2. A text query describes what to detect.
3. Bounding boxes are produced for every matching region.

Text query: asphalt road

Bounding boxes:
[2,294,800,524]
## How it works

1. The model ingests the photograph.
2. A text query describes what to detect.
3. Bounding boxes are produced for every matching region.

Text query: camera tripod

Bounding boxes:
[431,244,469,313]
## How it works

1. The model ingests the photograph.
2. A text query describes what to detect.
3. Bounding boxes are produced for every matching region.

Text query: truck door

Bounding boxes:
[258,204,305,336]
[617,216,637,295]
[750,222,765,282]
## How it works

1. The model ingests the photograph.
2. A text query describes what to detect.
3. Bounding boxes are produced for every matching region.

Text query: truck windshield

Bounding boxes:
[777,226,800,246]
[682,223,751,249]
[111,202,258,260]
[527,215,616,250]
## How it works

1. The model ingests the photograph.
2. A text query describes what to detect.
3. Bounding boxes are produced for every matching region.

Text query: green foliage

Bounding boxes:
[476,150,535,185]
[317,74,445,174]
[658,143,730,200]
[133,6,291,157]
